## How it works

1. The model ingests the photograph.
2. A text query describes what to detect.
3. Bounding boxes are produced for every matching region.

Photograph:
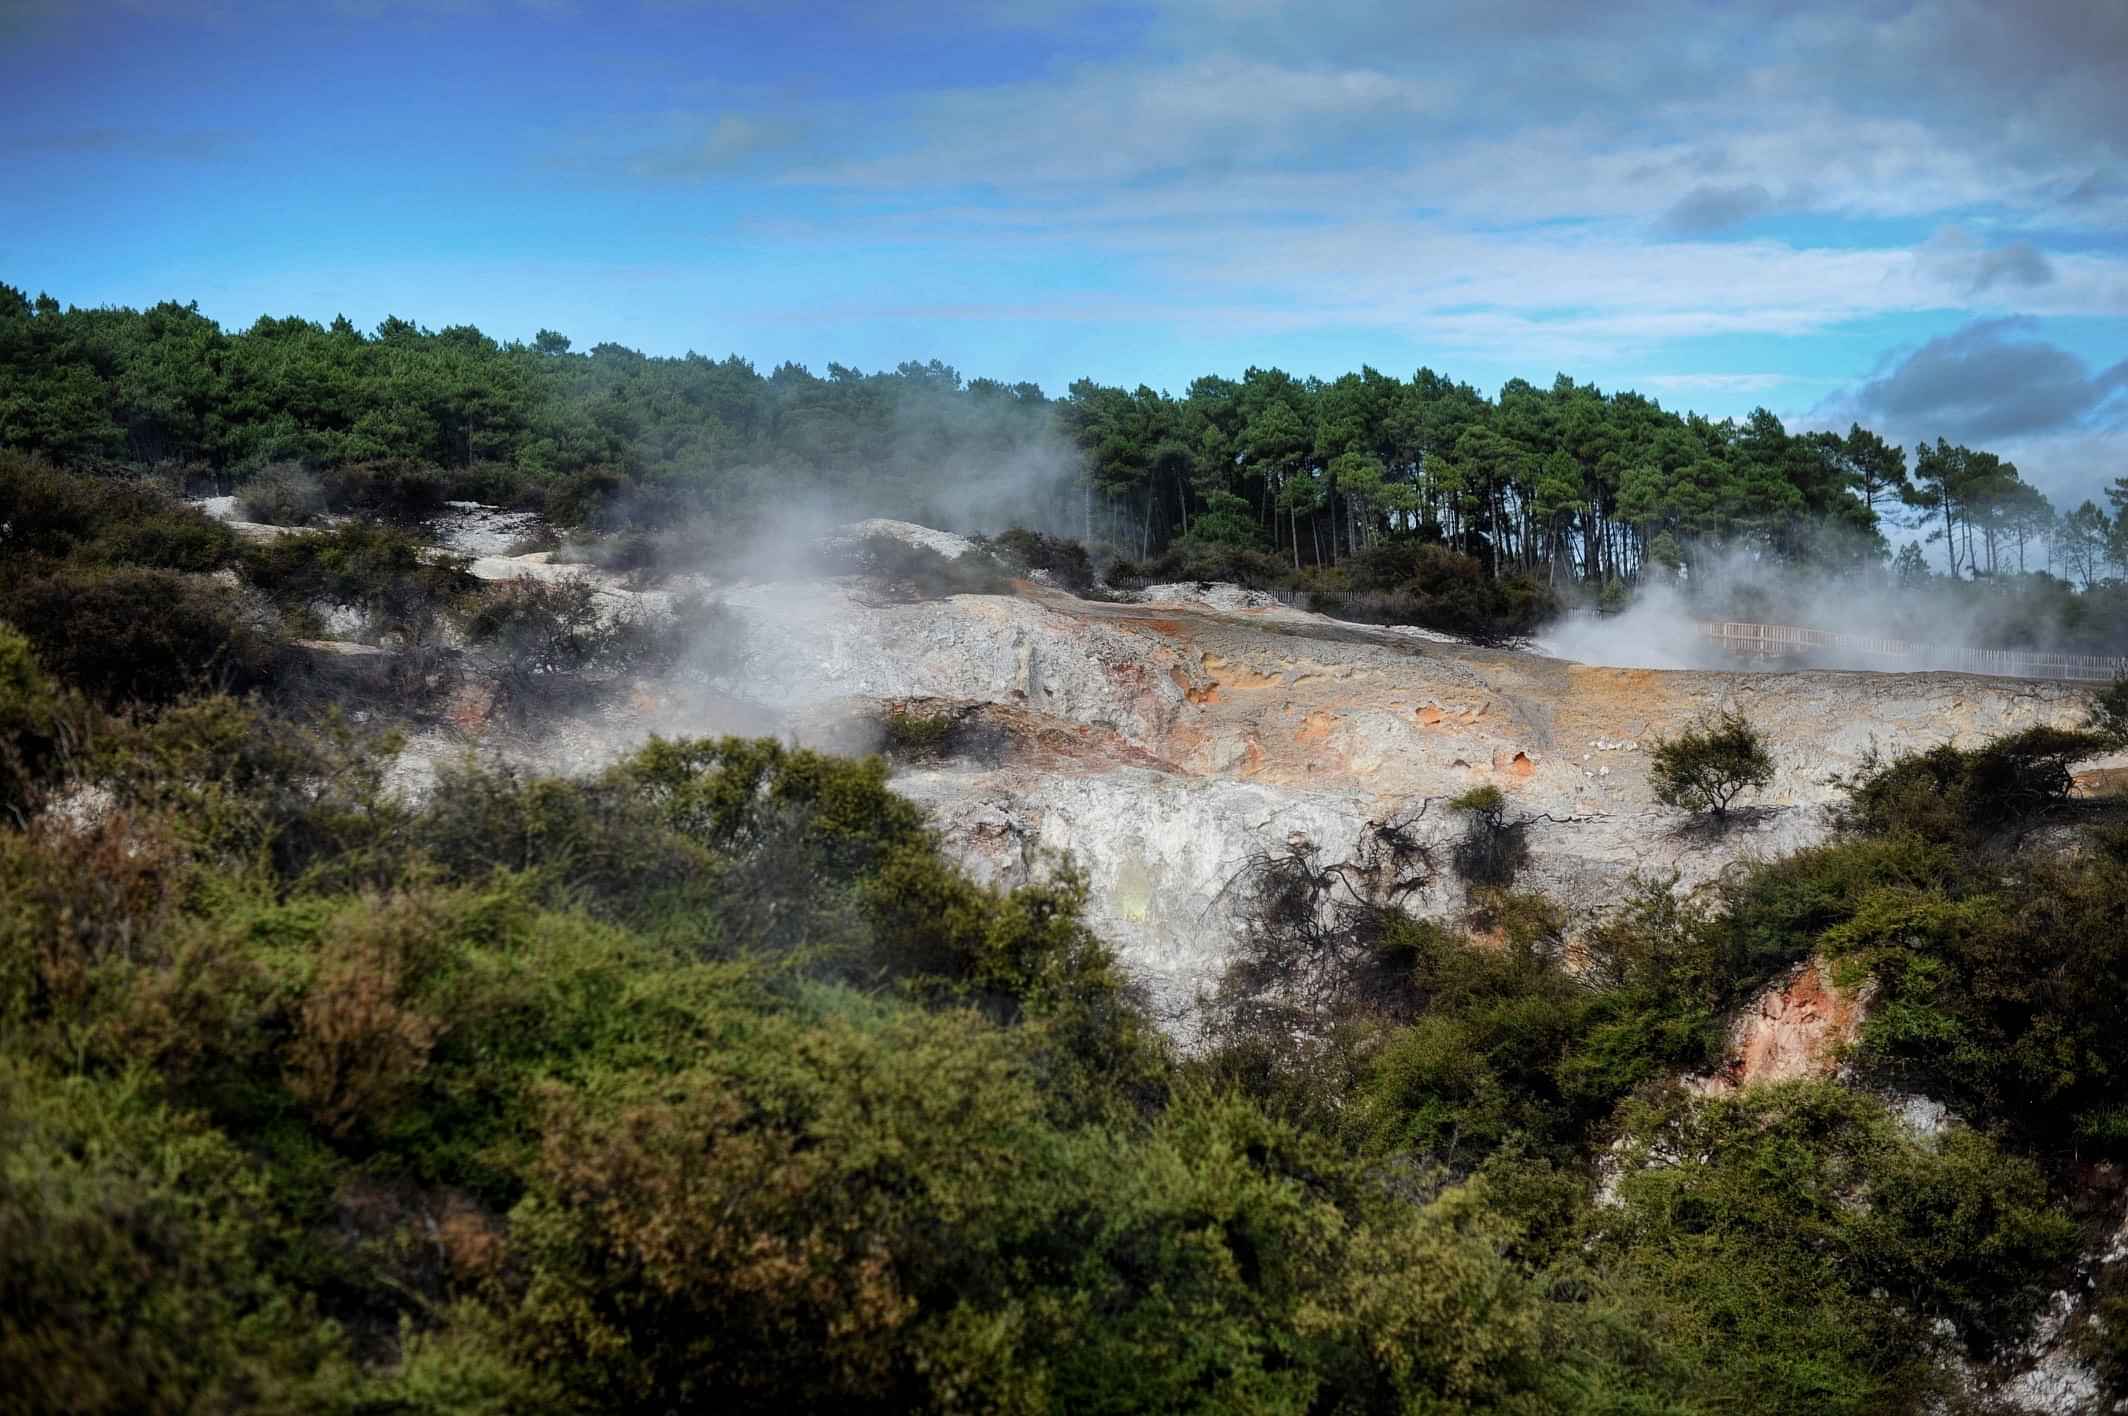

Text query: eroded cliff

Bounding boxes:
[425,522,2122,1017]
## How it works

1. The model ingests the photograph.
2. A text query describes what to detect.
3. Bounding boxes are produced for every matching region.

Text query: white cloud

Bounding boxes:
[813,54,1438,190]
[1803,320,2128,511]
[1640,372,1798,394]
[744,177,2128,368]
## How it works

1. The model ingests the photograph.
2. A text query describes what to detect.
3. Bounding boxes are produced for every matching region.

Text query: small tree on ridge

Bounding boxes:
[1650,710,1774,819]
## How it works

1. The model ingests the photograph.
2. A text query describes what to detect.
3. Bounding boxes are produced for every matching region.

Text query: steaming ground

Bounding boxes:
[376,515,2125,1022]
[1537,551,2128,677]
[1535,584,1725,671]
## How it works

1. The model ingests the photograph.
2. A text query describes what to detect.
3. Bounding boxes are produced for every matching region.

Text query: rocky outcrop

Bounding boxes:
[706,580,1205,750]
[1134,582,1291,613]
[1690,957,1871,1093]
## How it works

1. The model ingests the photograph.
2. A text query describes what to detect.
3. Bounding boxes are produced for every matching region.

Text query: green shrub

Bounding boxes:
[2091,673,2128,747]
[492,1016,1593,1415]
[1696,835,1948,998]
[312,458,550,519]
[2,566,275,708]
[1594,1083,2076,1412]
[242,521,474,641]
[497,1008,1058,1411]
[1816,849,2128,1151]
[317,457,451,516]
[610,735,930,869]
[227,884,754,1197]
[407,757,718,929]
[0,449,236,575]
[979,526,1096,592]
[1126,539,1292,590]
[411,738,1162,1107]
[1311,542,1557,643]
[1174,489,1268,550]
[1203,857,1744,1174]
[450,459,549,511]
[541,466,630,529]
[91,696,407,885]
[1838,724,2113,842]
[0,813,198,1068]
[826,532,1014,599]
[1649,709,1774,817]
[1340,905,1598,1165]
[0,1058,357,1414]
[880,706,957,760]
[1343,538,1446,592]
[0,624,77,822]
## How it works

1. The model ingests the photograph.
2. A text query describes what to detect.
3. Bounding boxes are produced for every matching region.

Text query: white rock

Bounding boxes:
[823,518,979,561]
[1136,582,1283,612]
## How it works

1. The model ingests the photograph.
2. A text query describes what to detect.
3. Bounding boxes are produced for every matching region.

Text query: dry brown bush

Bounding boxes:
[286,895,446,1137]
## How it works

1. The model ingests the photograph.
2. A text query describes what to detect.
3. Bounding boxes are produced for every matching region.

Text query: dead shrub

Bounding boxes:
[238,463,328,526]
[0,814,263,1084]
[0,814,188,1019]
[1450,785,1529,886]
[461,576,623,713]
[1195,807,1440,1111]
[435,1194,507,1280]
[286,895,446,1138]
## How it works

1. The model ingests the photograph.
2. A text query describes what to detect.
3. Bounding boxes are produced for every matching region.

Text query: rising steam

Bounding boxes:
[1536,542,2126,677]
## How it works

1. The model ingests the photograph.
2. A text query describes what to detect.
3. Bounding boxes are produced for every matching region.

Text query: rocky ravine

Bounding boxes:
[424,521,2123,1019]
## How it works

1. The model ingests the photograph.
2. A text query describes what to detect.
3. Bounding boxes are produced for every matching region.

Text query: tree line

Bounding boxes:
[5,281,2125,593]
[1062,368,2128,591]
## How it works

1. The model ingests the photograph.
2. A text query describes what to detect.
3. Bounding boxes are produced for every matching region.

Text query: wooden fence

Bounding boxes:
[1697,621,2128,683]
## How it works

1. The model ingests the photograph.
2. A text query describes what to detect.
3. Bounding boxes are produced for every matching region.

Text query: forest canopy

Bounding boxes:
[7,282,2126,605]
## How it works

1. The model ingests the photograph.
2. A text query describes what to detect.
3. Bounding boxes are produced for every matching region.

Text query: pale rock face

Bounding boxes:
[820,518,980,561]
[428,502,543,557]
[706,581,1198,749]
[896,767,1385,1012]
[1984,1289,2106,1416]
[228,519,307,542]
[466,550,596,586]
[314,602,368,639]
[464,550,705,628]
[1134,582,1288,613]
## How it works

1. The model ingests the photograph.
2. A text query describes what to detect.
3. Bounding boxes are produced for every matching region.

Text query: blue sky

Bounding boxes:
[3,0,2124,512]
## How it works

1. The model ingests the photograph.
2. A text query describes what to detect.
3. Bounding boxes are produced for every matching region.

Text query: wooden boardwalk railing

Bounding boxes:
[1697,621,2128,683]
